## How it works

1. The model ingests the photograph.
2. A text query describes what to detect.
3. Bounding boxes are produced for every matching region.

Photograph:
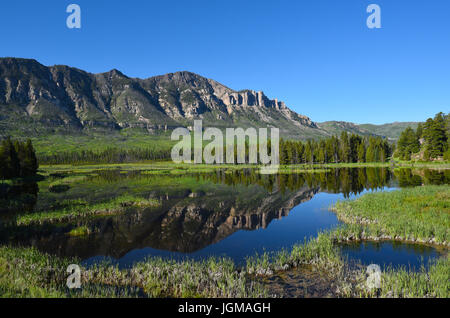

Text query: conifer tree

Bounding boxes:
[423,113,447,158]
[357,142,366,163]
[339,132,350,163]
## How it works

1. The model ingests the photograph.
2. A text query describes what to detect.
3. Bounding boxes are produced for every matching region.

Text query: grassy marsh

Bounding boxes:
[245,229,449,298]
[244,185,449,297]
[332,185,450,245]
[1,166,449,298]
[0,246,267,298]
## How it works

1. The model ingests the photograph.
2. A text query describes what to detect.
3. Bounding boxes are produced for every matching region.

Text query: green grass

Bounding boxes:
[17,194,161,225]
[378,258,449,298]
[246,232,344,278]
[244,185,449,297]
[276,167,332,174]
[332,185,450,245]
[67,226,90,237]
[2,184,449,298]
[38,161,450,177]
[0,246,267,298]
[244,229,449,298]
[2,167,449,298]
[48,175,88,192]
[394,159,450,168]
[0,246,72,298]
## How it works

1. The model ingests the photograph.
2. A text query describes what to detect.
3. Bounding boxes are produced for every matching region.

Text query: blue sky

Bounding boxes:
[0,0,449,124]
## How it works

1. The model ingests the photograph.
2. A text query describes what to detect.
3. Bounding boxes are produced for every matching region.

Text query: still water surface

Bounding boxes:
[87,189,443,270]
[1,167,447,270]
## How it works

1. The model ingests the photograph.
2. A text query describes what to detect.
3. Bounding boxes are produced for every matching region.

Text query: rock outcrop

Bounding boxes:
[0,57,326,138]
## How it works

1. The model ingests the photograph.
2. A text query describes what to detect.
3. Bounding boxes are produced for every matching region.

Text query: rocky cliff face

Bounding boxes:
[0,58,325,138]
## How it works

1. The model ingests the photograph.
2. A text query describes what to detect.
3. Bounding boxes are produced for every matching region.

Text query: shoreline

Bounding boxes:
[1,176,448,298]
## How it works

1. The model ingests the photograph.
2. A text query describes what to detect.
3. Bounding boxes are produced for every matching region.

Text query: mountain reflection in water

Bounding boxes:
[0,167,448,267]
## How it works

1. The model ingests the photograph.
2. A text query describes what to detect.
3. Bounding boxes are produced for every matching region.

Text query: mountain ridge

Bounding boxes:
[0,57,417,141]
[318,121,420,140]
[0,57,325,139]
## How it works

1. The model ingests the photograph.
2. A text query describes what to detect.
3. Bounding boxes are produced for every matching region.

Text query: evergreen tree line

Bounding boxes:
[0,137,39,179]
[279,132,392,164]
[38,131,393,165]
[396,112,449,161]
[39,147,172,165]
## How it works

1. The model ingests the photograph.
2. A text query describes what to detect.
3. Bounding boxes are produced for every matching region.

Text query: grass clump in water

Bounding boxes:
[332,185,450,245]
[17,195,161,225]
[67,226,90,237]
[246,233,344,278]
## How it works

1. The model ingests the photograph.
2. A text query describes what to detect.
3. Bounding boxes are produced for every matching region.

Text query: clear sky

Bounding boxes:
[0,0,449,124]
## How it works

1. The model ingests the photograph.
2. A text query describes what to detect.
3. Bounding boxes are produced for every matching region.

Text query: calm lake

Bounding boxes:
[1,167,448,270]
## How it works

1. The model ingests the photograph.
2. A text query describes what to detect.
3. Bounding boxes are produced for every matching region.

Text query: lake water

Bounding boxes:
[1,167,448,270]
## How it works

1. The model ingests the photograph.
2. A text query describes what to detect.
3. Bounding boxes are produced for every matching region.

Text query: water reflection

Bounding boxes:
[0,167,448,269]
[198,167,393,198]
[340,241,445,270]
[0,181,38,216]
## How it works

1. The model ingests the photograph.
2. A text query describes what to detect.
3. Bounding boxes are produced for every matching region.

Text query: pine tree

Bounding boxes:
[318,140,326,163]
[0,138,38,179]
[331,135,339,163]
[339,132,350,163]
[423,113,447,158]
[445,113,450,160]
[357,142,366,163]
[349,134,362,163]
[396,127,419,160]
[305,141,313,164]
[0,144,6,179]
[416,123,423,140]
[23,139,39,176]
[0,137,20,179]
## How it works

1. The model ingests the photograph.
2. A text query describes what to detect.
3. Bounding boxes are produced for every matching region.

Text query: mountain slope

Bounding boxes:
[319,121,420,140]
[317,121,374,137]
[0,58,328,139]
[358,122,419,140]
